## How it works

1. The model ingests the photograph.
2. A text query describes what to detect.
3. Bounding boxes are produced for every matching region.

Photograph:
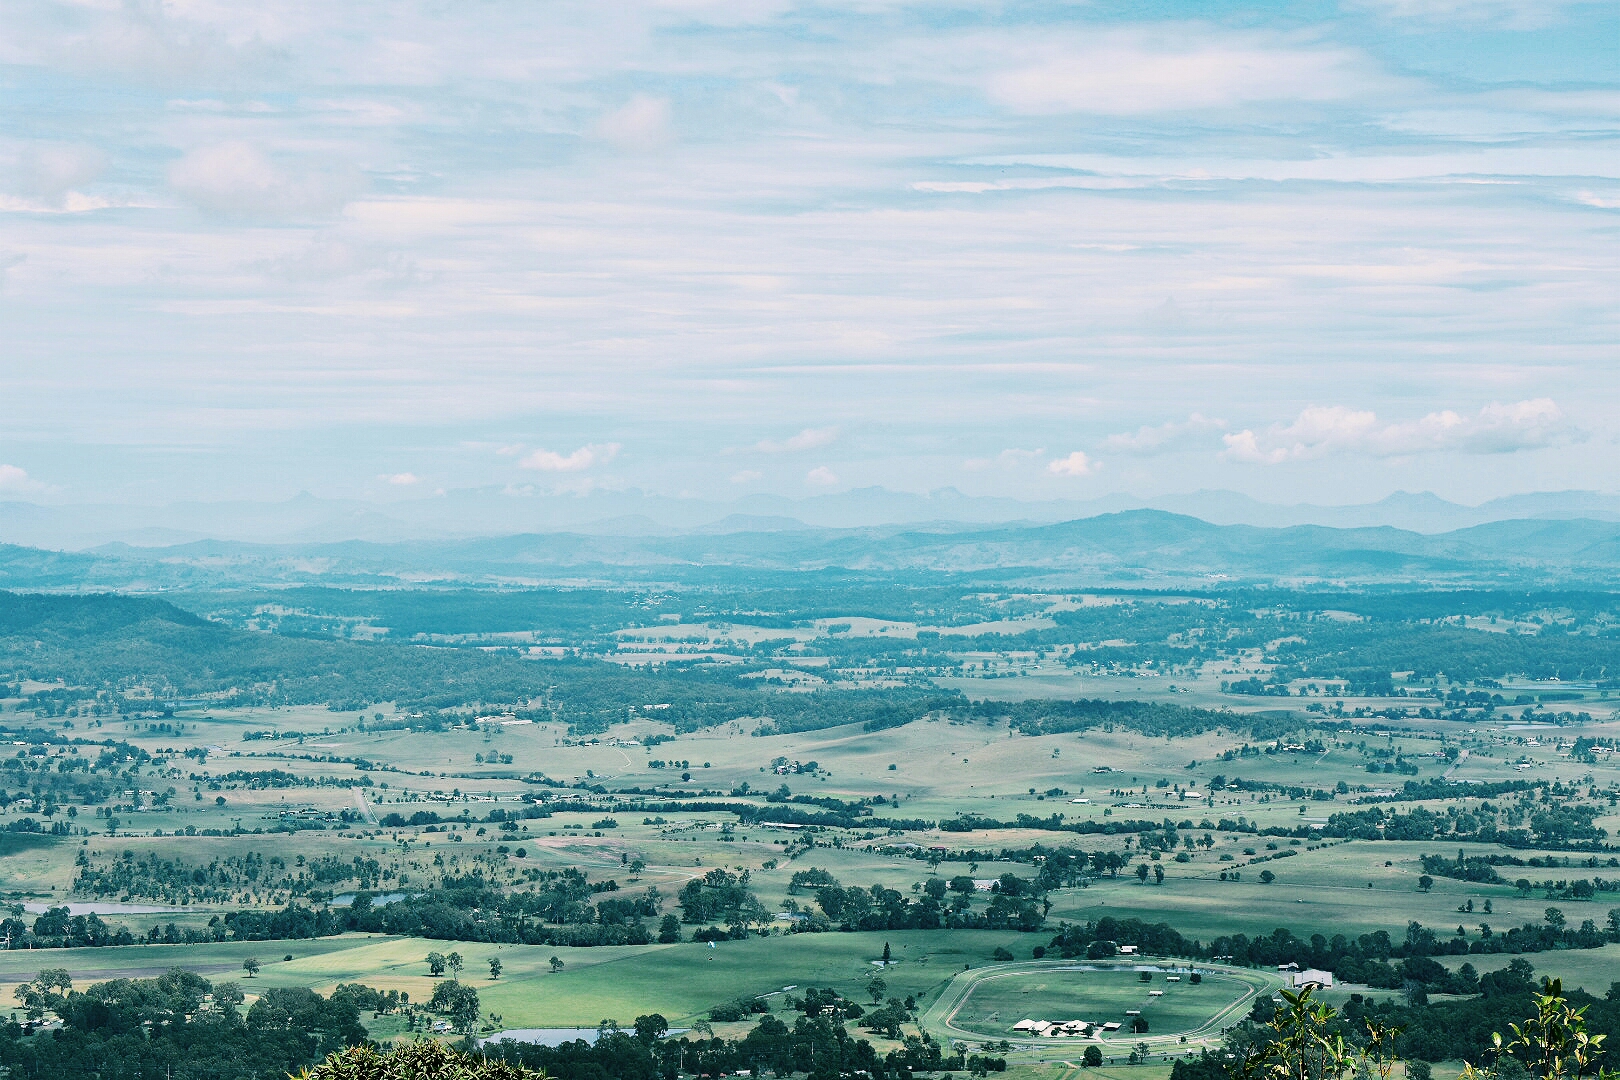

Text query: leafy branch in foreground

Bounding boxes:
[1465,980,1612,1080]
[1239,987,1399,1080]
[295,1039,540,1080]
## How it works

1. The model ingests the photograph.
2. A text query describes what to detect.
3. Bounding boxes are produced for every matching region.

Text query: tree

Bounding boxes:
[1136,863,1150,883]
[428,980,481,1035]
[882,942,891,963]
[489,957,502,980]
[1544,908,1566,931]
[243,956,261,979]
[550,955,564,973]
[1083,1046,1103,1067]
[658,914,682,943]
[1154,864,1166,885]
[212,980,245,1014]
[866,976,887,1004]
[426,951,447,977]
[634,1013,669,1044]
[1418,875,1434,892]
[14,969,72,1022]
[1259,870,1276,884]
[1132,1016,1150,1033]
[447,952,465,981]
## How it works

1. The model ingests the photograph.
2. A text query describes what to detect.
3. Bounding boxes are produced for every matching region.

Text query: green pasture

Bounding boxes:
[0,929,1050,1032]
[1041,840,1582,940]
[1436,943,1620,999]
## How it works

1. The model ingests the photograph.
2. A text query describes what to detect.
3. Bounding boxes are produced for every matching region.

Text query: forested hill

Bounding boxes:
[0,592,966,733]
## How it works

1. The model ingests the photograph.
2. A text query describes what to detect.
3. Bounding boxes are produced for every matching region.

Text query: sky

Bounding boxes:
[0,0,1616,514]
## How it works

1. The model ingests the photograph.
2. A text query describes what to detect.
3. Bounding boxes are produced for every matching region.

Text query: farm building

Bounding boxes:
[1290,969,1334,989]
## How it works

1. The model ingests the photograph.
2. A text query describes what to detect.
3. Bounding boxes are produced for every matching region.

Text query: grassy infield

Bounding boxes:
[1,674,1616,1080]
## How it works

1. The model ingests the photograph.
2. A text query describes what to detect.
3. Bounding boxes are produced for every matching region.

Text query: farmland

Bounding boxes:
[0,584,1619,1078]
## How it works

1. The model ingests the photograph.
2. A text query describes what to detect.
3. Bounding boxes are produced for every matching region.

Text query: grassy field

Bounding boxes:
[946,966,1250,1039]
[0,929,1045,1031]
[2,677,1617,1043]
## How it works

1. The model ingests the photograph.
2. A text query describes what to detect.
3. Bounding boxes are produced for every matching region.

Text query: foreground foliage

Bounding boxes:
[297,1039,540,1080]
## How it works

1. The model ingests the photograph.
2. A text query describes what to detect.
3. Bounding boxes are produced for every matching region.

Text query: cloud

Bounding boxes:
[379,472,420,485]
[1047,451,1098,476]
[595,94,673,150]
[729,469,763,484]
[755,427,838,454]
[985,32,1381,115]
[805,465,839,487]
[964,447,1044,470]
[1346,0,1572,27]
[168,142,360,219]
[1102,414,1227,456]
[0,465,46,493]
[1222,399,1577,464]
[518,443,621,472]
[4,143,106,204]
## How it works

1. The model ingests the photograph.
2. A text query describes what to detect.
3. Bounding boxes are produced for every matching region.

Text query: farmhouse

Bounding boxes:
[1290,969,1334,990]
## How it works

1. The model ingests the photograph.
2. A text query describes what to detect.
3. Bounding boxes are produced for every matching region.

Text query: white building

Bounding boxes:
[1291,969,1334,990]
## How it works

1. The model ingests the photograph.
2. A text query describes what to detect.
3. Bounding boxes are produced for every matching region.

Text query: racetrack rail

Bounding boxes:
[918,957,1280,1062]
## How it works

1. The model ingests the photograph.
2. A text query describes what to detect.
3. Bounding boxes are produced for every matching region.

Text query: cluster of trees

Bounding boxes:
[346,874,662,946]
[789,872,1045,934]
[0,968,369,1080]
[1319,803,1607,848]
[679,868,769,925]
[485,1011,984,1080]
[1045,913,1617,990]
[74,847,392,904]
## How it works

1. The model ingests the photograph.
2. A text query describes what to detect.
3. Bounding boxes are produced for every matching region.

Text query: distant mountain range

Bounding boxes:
[6,509,1620,591]
[6,486,1620,551]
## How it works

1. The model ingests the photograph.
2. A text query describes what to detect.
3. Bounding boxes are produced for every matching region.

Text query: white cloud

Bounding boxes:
[1347,0,1573,27]
[1102,414,1227,456]
[168,142,360,219]
[964,447,1044,470]
[729,469,763,484]
[518,443,621,472]
[755,427,838,453]
[805,465,839,487]
[0,465,46,493]
[986,32,1382,115]
[380,472,420,485]
[1223,399,1577,464]
[595,94,673,150]
[4,143,106,204]
[1047,451,1097,476]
